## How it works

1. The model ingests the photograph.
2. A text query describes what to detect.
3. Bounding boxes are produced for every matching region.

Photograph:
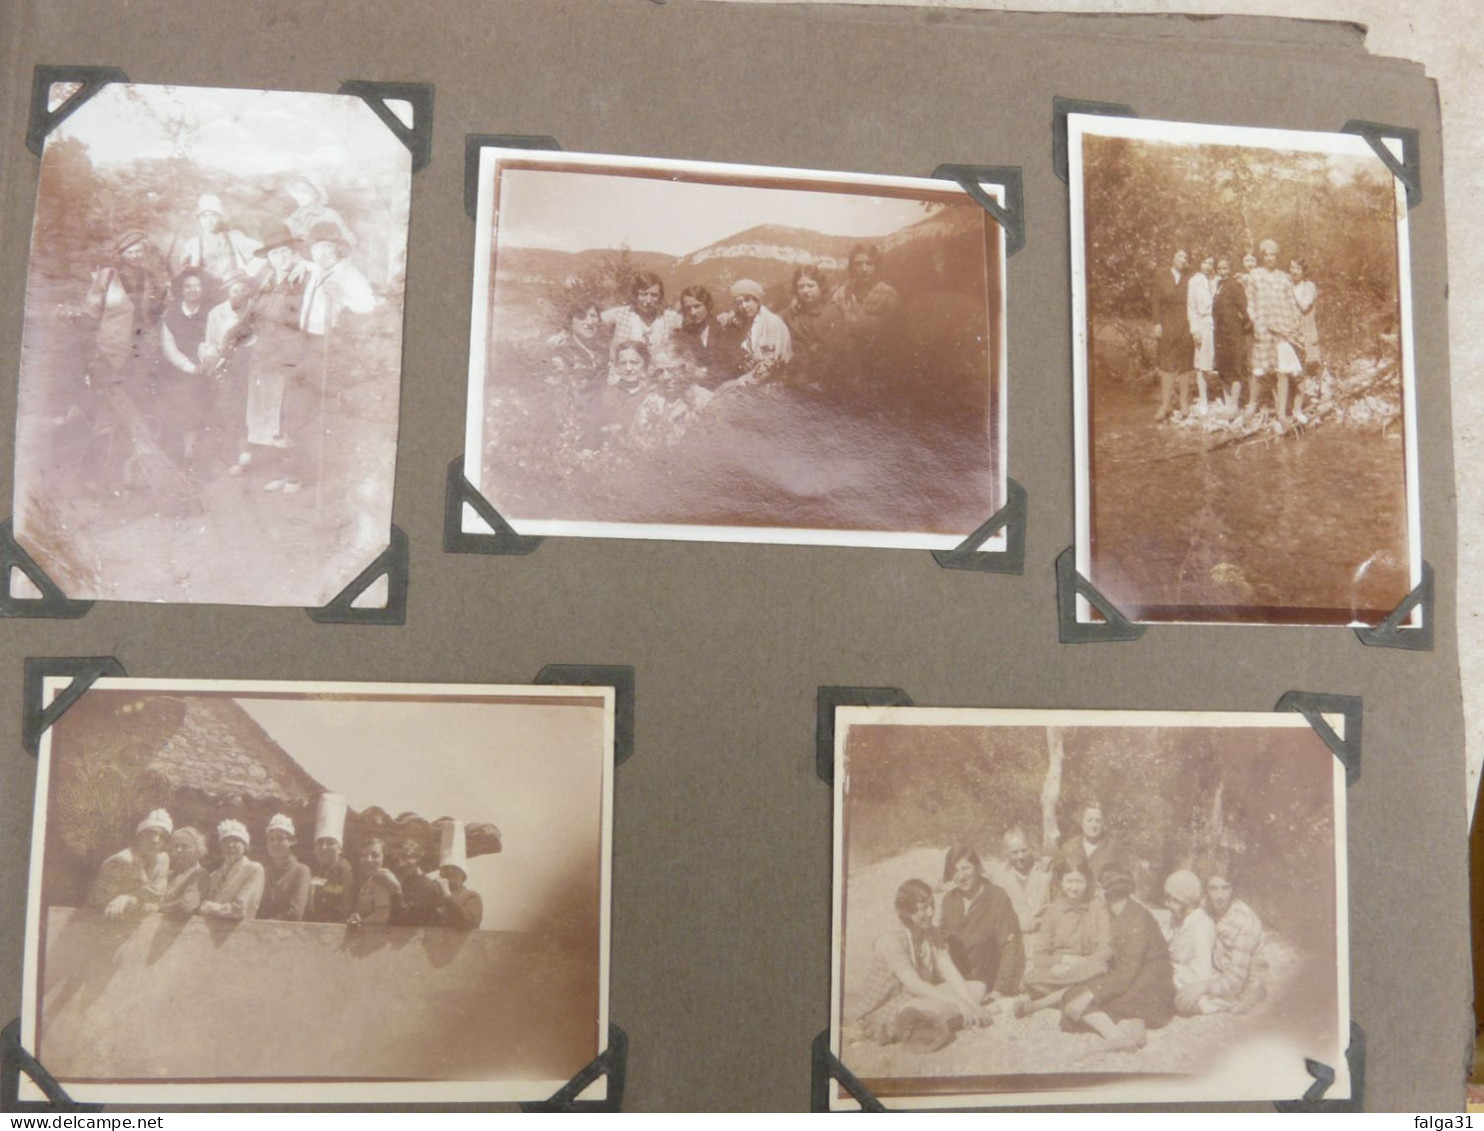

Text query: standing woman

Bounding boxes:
[1186,256,1218,415]
[1059,864,1175,1051]
[1213,258,1253,414]
[200,819,265,921]
[1290,258,1321,375]
[348,838,402,927]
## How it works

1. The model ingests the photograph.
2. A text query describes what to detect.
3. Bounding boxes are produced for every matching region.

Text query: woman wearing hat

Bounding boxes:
[85,230,166,385]
[1162,869,1216,1013]
[200,819,265,920]
[172,193,262,286]
[728,279,792,383]
[258,813,313,921]
[432,822,483,931]
[156,827,211,916]
[88,809,173,920]
[1059,864,1176,1051]
[283,175,355,250]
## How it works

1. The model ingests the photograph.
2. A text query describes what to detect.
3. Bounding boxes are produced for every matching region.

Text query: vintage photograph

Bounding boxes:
[830,707,1349,1109]
[465,150,1007,550]
[13,83,412,606]
[1070,114,1421,625]
[20,678,614,1104]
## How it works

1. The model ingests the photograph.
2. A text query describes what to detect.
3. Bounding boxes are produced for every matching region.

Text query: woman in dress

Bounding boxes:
[1163,869,1217,1014]
[852,879,993,1048]
[1289,257,1321,374]
[1060,864,1175,1051]
[89,809,172,920]
[1017,862,1112,1015]
[1186,255,1218,415]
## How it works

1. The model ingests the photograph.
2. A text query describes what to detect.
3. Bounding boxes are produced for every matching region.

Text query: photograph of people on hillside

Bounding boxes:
[830,707,1348,1109]
[1069,115,1420,626]
[466,151,1006,549]
[13,84,411,606]
[21,678,614,1105]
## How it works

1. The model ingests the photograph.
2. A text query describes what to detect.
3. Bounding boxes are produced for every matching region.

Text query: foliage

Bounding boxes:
[1082,135,1401,370]
[842,722,1336,942]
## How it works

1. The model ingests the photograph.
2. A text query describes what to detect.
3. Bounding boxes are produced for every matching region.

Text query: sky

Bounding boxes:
[496,166,937,256]
[49,83,408,182]
[235,693,608,933]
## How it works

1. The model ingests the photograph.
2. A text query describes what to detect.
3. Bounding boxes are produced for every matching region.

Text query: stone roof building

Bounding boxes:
[44,689,500,907]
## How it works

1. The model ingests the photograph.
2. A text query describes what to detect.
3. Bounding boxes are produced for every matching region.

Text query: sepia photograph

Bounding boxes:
[1069,114,1421,625]
[465,150,1007,550]
[20,678,614,1104]
[13,83,412,606]
[830,707,1348,1109]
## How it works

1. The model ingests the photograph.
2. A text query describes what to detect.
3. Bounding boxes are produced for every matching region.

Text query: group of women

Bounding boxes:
[854,844,1266,1056]
[87,808,483,931]
[1156,239,1321,430]
[528,247,899,459]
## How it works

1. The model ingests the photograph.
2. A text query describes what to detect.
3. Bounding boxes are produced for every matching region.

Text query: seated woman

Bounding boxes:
[258,813,312,922]
[852,878,994,1048]
[157,826,211,916]
[1060,864,1175,1051]
[1181,867,1267,1015]
[1017,862,1112,1015]
[938,846,1022,1001]
[89,809,173,920]
[435,864,484,931]
[1163,869,1216,1015]
[348,838,402,927]
[200,819,265,920]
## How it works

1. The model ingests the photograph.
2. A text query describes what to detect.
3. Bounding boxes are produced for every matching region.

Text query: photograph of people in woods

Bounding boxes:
[21,679,614,1104]
[830,708,1348,1108]
[1069,115,1420,626]
[13,84,411,606]
[465,150,1007,551]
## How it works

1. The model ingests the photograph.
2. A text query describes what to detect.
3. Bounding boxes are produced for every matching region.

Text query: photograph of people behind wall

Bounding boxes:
[13,84,411,606]
[20,678,614,1105]
[465,150,1007,551]
[1069,114,1421,626]
[829,707,1348,1109]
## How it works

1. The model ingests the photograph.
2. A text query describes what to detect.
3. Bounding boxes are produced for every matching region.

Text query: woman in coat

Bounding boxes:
[200,819,265,920]
[1060,864,1175,1051]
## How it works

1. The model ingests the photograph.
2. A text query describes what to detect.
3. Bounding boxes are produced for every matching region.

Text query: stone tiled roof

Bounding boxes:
[146,698,326,805]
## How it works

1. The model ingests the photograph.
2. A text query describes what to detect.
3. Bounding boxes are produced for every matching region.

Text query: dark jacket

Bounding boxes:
[1071,897,1176,1029]
[939,880,1024,996]
[1152,266,1193,371]
[1213,276,1253,381]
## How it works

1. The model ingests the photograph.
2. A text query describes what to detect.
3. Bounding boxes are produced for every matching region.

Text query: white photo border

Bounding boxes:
[20,676,615,1106]
[829,705,1350,1110]
[464,148,1010,553]
[1068,113,1422,627]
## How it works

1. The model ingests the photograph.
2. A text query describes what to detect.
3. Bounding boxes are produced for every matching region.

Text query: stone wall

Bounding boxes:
[34,907,601,1085]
